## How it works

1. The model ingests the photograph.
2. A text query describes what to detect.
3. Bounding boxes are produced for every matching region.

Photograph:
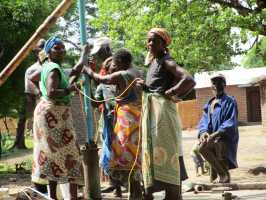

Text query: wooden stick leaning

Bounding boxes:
[0,0,73,87]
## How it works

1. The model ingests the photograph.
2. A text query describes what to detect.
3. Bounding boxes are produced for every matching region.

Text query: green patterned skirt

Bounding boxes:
[141,93,181,189]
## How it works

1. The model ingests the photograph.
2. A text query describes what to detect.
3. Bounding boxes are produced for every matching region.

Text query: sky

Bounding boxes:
[231,28,261,66]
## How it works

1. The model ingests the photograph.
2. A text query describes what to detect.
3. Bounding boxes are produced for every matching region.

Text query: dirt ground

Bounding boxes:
[1,125,266,199]
[182,125,266,184]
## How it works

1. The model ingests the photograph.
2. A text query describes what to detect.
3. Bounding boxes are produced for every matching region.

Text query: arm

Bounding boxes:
[217,99,238,138]
[28,68,42,95]
[164,60,195,98]
[206,99,238,144]
[83,66,124,85]
[28,68,41,82]
[198,103,210,138]
[69,44,91,85]
[46,69,72,99]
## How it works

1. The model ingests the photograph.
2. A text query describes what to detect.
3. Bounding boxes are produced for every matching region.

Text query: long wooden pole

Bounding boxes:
[0,0,73,87]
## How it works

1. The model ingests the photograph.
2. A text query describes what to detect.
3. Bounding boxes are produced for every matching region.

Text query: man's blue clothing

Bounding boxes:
[198,94,239,169]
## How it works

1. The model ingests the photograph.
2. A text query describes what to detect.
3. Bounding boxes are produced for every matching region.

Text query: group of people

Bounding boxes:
[23,27,239,200]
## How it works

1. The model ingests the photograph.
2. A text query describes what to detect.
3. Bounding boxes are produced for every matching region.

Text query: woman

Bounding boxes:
[25,39,46,117]
[83,48,142,199]
[139,28,195,200]
[94,57,121,197]
[32,36,84,199]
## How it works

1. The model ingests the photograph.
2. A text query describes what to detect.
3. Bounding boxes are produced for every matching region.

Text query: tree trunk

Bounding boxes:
[3,117,9,133]
[13,104,27,149]
[0,130,2,158]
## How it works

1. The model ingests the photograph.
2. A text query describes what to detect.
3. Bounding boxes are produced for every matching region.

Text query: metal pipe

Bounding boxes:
[78,0,94,143]
[78,1,101,199]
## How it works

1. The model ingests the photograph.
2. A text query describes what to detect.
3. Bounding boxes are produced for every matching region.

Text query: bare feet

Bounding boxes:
[219,172,230,183]
[212,172,230,184]
[101,185,115,193]
[114,186,122,198]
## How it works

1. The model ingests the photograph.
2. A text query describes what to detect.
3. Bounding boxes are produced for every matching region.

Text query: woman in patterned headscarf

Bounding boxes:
[139,28,196,200]
[32,36,85,199]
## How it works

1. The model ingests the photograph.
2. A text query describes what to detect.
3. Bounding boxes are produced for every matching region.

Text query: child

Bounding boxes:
[190,143,206,176]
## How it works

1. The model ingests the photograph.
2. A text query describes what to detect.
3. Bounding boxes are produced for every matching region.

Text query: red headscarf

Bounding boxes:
[148,28,172,46]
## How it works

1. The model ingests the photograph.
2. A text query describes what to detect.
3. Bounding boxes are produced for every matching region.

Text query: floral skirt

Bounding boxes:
[32,99,82,184]
[109,103,141,170]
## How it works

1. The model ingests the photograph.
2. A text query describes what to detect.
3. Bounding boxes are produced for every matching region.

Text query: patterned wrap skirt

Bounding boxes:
[109,103,141,170]
[107,103,141,186]
[141,93,181,189]
[31,99,82,184]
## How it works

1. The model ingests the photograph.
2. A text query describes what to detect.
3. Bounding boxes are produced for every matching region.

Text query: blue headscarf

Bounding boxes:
[44,36,62,54]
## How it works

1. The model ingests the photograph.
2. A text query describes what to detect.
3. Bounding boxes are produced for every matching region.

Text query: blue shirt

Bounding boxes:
[198,94,239,169]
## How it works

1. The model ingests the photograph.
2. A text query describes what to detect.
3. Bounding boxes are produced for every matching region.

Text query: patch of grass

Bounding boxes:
[1,135,33,162]
[0,135,33,155]
[0,147,30,158]
[0,134,33,174]
[24,157,33,170]
[0,157,33,174]
[0,163,16,173]
[25,136,33,149]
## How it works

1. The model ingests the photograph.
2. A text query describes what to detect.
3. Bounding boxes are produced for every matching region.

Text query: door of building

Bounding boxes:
[246,86,262,122]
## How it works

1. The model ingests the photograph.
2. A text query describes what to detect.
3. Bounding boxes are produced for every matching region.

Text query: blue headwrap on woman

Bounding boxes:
[44,36,62,54]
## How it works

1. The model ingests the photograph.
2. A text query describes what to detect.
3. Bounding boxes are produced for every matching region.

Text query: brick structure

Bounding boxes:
[176,100,201,129]
[193,67,266,126]
[259,80,266,133]
[196,85,248,124]
[164,83,252,130]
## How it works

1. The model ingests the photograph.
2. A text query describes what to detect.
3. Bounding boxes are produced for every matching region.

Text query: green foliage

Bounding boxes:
[0,0,62,118]
[0,132,33,156]
[0,132,14,153]
[25,135,33,149]
[0,133,33,157]
[92,0,266,73]
[243,37,266,68]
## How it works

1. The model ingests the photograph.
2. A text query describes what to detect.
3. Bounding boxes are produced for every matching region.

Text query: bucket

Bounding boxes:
[222,192,232,200]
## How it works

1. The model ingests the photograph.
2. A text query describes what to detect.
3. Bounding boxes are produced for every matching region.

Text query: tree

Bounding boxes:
[242,36,266,67]
[208,0,266,35]
[0,0,99,149]
[0,0,70,148]
[55,1,98,50]
[92,0,266,72]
